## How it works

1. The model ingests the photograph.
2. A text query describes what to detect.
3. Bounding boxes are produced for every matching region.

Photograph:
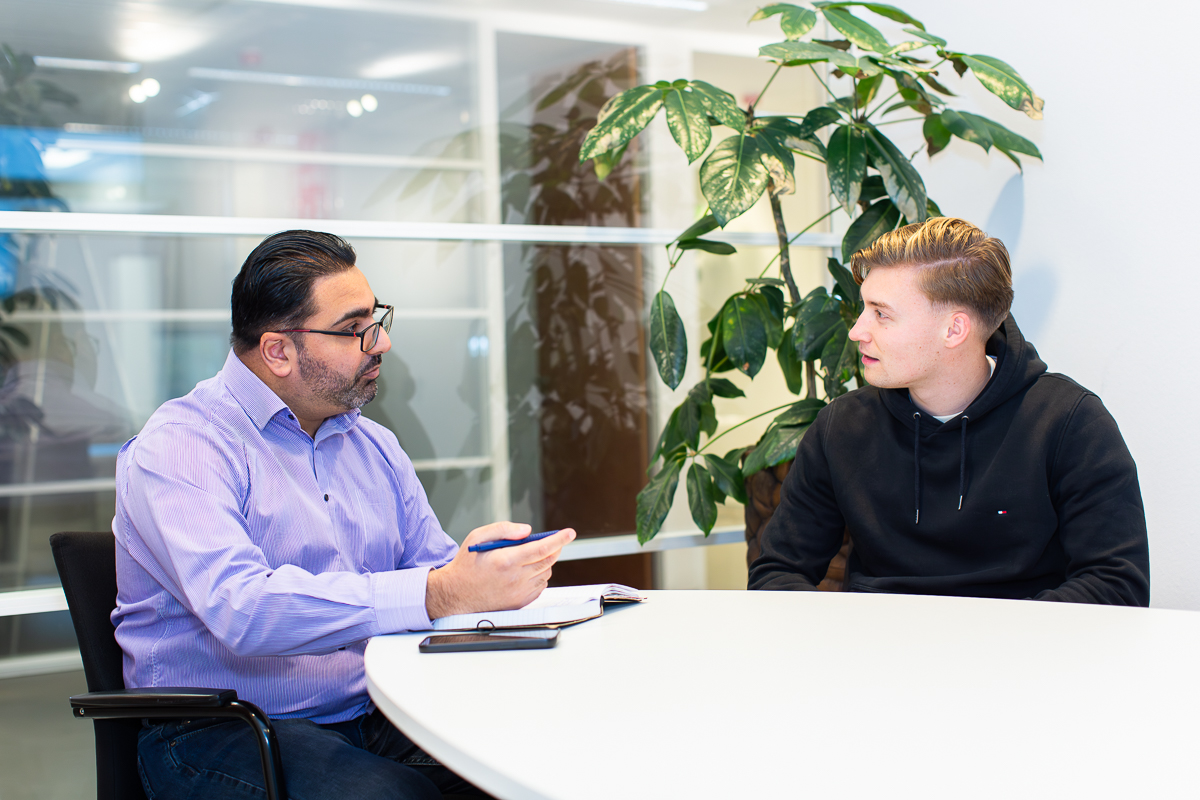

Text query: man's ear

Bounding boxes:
[944,310,974,350]
[258,332,297,378]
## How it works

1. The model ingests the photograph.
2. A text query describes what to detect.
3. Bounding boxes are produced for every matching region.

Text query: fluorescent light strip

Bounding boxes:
[585,0,708,11]
[33,56,141,74]
[187,67,450,97]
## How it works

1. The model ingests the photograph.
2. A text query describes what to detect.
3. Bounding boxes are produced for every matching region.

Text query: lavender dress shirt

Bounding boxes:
[112,350,458,723]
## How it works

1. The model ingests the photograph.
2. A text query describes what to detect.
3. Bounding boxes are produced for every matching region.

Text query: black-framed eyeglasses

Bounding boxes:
[279,303,394,352]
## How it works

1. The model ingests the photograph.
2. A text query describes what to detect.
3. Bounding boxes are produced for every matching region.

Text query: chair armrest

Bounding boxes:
[68,689,288,800]
[71,688,238,710]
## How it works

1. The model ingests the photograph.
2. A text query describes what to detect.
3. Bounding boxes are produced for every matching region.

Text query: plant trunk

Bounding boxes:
[767,181,800,305]
[744,457,850,591]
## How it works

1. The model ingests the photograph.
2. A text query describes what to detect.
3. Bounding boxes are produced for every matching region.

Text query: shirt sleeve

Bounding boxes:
[1034,394,1150,606]
[748,407,847,591]
[118,422,443,658]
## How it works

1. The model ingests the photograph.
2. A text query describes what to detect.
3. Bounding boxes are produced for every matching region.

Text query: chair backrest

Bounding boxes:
[50,530,148,800]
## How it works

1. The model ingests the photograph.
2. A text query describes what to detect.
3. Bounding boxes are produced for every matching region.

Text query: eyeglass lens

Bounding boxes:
[363,306,394,351]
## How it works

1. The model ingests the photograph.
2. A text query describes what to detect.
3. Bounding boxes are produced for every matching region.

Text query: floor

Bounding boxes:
[0,670,95,800]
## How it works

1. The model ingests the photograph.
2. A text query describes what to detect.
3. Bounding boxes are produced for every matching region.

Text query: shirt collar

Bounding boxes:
[220,350,290,431]
[219,349,364,435]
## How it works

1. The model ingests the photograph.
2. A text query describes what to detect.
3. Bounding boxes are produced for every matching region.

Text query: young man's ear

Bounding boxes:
[258,332,297,378]
[943,311,974,350]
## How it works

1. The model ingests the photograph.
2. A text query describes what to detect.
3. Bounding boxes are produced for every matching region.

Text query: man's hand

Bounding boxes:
[425,522,576,620]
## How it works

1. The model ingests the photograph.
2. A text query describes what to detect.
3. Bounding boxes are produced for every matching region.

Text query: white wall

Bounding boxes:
[895,0,1200,608]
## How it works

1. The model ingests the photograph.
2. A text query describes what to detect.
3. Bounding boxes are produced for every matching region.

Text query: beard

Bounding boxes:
[297,344,382,411]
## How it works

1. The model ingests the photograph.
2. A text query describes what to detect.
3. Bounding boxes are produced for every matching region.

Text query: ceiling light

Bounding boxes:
[140,78,160,97]
[33,56,140,74]
[346,99,363,117]
[188,67,450,97]
[129,84,147,103]
[360,94,378,112]
[360,51,461,80]
[585,0,708,9]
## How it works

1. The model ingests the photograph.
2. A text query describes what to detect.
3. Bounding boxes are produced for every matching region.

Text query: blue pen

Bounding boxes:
[468,530,560,553]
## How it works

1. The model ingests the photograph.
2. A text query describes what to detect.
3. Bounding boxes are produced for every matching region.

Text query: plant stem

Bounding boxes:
[806,361,818,400]
[873,117,924,127]
[767,180,800,305]
[755,207,839,279]
[864,89,901,121]
[751,64,784,115]
[696,401,798,455]
[809,64,838,102]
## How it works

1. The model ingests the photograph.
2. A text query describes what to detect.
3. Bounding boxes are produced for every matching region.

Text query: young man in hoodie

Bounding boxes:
[748,217,1149,605]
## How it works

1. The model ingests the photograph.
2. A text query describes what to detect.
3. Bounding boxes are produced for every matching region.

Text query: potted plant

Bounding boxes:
[576,2,1044,547]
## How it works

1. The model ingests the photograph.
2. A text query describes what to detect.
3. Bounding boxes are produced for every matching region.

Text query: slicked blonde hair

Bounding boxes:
[850,217,1013,337]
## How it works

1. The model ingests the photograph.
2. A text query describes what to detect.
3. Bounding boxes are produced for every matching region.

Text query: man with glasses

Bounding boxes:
[112,230,574,800]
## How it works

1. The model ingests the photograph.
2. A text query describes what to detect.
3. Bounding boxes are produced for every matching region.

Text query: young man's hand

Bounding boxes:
[424,523,576,620]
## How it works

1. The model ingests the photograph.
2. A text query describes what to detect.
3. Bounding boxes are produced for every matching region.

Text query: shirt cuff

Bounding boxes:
[372,566,433,633]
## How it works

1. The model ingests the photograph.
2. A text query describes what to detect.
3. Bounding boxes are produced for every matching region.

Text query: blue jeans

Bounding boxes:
[137,708,487,800]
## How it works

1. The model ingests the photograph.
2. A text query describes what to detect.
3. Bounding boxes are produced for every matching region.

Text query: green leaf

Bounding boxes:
[636,456,684,543]
[857,174,886,204]
[703,453,747,505]
[686,462,720,534]
[863,125,927,223]
[822,8,892,54]
[827,257,861,307]
[579,84,664,162]
[690,80,745,129]
[721,295,769,378]
[817,2,926,30]
[707,377,746,399]
[743,424,807,476]
[591,141,628,181]
[756,116,826,161]
[923,114,952,157]
[842,197,901,263]
[778,324,807,394]
[677,214,720,242]
[795,288,843,360]
[760,285,786,321]
[961,54,1044,119]
[821,324,859,397]
[745,277,786,287]
[796,106,843,138]
[664,86,712,163]
[826,125,867,215]
[750,3,819,38]
[759,41,883,77]
[960,112,1042,161]
[774,398,826,427]
[649,290,687,390]
[677,238,737,255]
[750,293,784,349]
[687,382,719,437]
[756,130,796,196]
[920,73,956,97]
[941,108,992,152]
[700,135,770,227]
[856,73,885,109]
[904,27,945,46]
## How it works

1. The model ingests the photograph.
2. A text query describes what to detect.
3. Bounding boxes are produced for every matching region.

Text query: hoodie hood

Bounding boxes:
[879,314,1048,436]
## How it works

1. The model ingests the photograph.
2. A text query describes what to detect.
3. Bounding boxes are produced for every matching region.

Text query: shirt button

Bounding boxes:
[324,494,329,501]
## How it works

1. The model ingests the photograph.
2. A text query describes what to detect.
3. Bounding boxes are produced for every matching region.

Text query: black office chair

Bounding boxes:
[50,531,287,800]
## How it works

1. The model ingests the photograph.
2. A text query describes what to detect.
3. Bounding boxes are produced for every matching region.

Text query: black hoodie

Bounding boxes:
[748,315,1150,605]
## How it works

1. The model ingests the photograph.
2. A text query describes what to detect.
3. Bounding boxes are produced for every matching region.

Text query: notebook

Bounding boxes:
[430,583,645,632]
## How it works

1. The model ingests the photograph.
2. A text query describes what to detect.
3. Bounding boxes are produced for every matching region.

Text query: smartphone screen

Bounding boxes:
[419,630,559,653]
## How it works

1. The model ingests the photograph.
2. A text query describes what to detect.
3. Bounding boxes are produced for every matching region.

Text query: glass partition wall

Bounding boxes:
[0,0,833,675]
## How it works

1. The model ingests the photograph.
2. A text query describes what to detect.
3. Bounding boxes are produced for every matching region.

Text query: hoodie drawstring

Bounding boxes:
[958,416,969,511]
[913,412,921,524]
[913,412,970,523]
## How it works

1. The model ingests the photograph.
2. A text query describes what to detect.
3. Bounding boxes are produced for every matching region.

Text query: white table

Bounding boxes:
[366,590,1200,800]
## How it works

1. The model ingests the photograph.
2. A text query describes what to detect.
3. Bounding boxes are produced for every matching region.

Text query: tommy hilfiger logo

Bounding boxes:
[997,510,1008,515]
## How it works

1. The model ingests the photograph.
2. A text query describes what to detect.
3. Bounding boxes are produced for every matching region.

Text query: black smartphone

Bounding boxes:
[418,630,559,653]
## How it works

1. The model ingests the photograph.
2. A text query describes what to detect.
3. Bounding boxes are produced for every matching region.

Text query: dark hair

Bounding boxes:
[230,230,357,353]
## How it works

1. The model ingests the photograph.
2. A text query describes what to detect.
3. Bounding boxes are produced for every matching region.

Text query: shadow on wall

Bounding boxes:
[985,174,1057,344]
